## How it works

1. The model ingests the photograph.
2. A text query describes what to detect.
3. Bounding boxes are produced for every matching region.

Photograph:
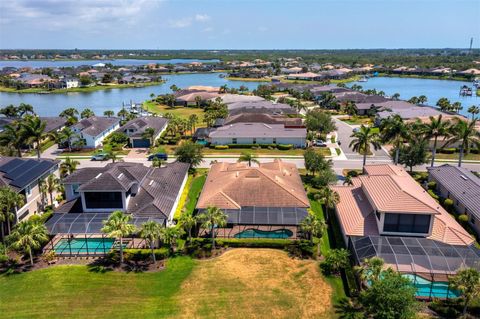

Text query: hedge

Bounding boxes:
[191,237,292,249]
[438,148,457,154]
[277,144,293,150]
[427,189,440,201]
[123,248,170,260]
[427,181,437,190]
[214,145,229,150]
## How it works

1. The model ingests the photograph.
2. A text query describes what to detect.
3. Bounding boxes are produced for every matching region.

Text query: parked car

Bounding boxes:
[148,153,168,161]
[91,153,108,161]
[312,140,327,147]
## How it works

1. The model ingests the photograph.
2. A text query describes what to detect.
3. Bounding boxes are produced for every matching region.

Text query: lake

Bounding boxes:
[0,73,262,116]
[349,77,479,117]
[0,58,220,69]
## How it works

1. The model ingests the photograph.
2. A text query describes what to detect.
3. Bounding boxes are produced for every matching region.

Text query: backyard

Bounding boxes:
[143,101,205,123]
[0,249,335,319]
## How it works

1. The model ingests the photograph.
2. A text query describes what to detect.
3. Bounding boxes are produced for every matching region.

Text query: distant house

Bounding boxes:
[119,75,152,84]
[175,91,220,107]
[373,101,445,124]
[47,162,189,234]
[71,116,120,148]
[17,74,55,88]
[286,72,323,81]
[428,164,480,237]
[196,160,310,239]
[0,116,65,134]
[0,157,60,221]
[208,122,306,147]
[60,78,79,89]
[117,116,168,148]
[227,100,296,116]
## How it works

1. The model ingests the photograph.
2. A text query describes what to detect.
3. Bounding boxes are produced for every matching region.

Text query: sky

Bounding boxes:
[0,0,479,50]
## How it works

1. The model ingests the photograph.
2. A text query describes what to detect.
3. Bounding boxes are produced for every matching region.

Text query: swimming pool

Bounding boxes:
[403,274,460,299]
[54,238,116,255]
[234,229,293,239]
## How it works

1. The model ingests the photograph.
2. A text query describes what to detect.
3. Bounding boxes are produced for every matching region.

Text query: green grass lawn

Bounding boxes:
[338,116,373,126]
[183,173,207,215]
[143,101,205,123]
[0,82,164,94]
[434,152,480,161]
[0,257,196,319]
[204,147,329,156]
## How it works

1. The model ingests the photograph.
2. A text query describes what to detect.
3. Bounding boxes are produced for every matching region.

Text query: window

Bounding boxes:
[232,138,237,144]
[25,185,32,198]
[72,184,80,195]
[383,213,431,234]
[252,138,257,144]
[273,138,277,144]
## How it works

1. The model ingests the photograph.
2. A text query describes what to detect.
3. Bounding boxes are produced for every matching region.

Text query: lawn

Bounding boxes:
[338,116,373,126]
[173,172,207,219]
[204,147,330,156]
[143,101,205,123]
[0,249,335,319]
[0,82,164,94]
[434,152,480,161]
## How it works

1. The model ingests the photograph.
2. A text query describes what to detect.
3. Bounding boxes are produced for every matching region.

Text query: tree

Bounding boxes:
[80,108,95,119]
[349,125,381,171]
[194,95,202,107]
[161,226,183,254]
[20,116,48,159]
[0,122,26,157]
[391,93,400,100]
[7,220,48,266]
[322,248,350,275]
[179,211,196,244]
[197,206,227,249]
[101,210,136,264]
[422,114,450,167]
[300,213,326,255]
[344,101,357,116]
[445,118,479,167]
[354,256,385,283]
[334,298,364,319]
[103,144,119,163]
[380,115,407,165]
[360,269,417,319]
[174,141,203,167]
[467,105,480,121]
[152,157,164,168]
[451,101,463,114]
[139,221,163,263]
[0,104,20,118]
[343,175,353,186]
[237,151,259,167]
[450,268,480,316]
[45,174,60,206]
[305,109,336,135]
[59,107,79,124]
[104,110,115,118]
[58,127,78,152]
[397,136,429,172]
[417,95,427,104]
[169,84,179,92]
[17,103,35,117]
[188,114,199,135]
[141,127,156,146]
[436,97,451,112]
[150,93,156,99]
[117,108,129,120]
[0,187,25,238]
[319,187,339,222]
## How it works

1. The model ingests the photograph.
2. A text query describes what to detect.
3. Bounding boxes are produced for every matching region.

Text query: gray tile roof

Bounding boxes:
[209,123,306,139]
[73,116,120,137]
[428,164,480,219]
[118,116,168,139]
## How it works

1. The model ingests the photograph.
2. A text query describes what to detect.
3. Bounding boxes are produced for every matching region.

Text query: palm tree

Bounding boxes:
[104,110,115,118]
[58,127,78,152]
[149,93,156,99]
[379,115,407,165]
[0,187,25,237]
[60,157,80,177]
[18,103,35,117]
[418,95,428,105]
[45,174,60,206]
[197,206,227,249]
[391,93,400,100]
[117,108,129,120]
[7,220,48,266]
[334,298,364,319]
[101,210,136,264]
[467,105,480,121]
[80,108,95,119]
[59,107,79,123]
[422,114,450,167]
[449,268,480,316]
[164,94,176,108]
[194,95,202,108]
[319,187,340,222]
[436,98,451,112]
[142,127,156,146]
[300,214,326,255]
[161,226,183,254]
[349,125,381,171]
[38,180,48,211]
[237,151,259,167]
[445,118,479,167]
[139,221,163,263]
[152,157,164,168]
[354,256,385,283]
[343,175,353,186]
[179,211,196,244]
[188,114,199,135]
[20,116,47,159]
[0,122,25,157]
[169,84,179,92]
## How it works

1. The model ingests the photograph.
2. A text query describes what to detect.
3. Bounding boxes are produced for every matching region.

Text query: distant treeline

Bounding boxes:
[2,49,480,69]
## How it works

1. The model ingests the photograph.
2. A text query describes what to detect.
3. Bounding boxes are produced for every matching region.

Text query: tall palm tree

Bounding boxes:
[188,114,199,135]
[417,95,428,105]
[194,95,202,108]
[58,127,78,152]
[334,298,364,319]
[20,116,48,159]
[139,221,163,263]
[354,256,385,283]
[445,119,479,167]
[0,122,26,157]
[179,211,196,244]
[18,103,35,117]
[103,110,115,118]
[237,151,259,167]
[45,174,60,206]
[38,180,48,211]
[60,157,80,177]
[467,105,480,121]
[59,107,79,124]
[80,108,95,119]
[101,210,136,264]
[379,115,407,165]
[0,187,25,237]
[319,187,340,222]
[7,220,49,266]
[117,108,129,120]
[161,226,183,254]
[449,268,480,316]
[349,125,381,171]
[141,127,156,146]
[300,214,327,255]
[422,114,450,167]
[197,206,227,249]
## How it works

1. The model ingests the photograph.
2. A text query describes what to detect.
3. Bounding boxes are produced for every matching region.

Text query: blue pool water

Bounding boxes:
[234,229,293,239]
[403,274,460,299]
[54,238,116,255]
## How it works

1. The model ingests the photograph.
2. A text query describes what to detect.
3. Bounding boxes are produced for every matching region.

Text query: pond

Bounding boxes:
[349,76,479,118]
[0,58,220,68]
[0,73,263,116]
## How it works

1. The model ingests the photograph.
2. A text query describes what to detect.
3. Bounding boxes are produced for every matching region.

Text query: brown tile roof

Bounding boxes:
[331,164,474,246]
[196,160,309,209]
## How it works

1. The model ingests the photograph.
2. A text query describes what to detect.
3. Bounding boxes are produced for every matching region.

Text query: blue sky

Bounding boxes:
[0,0,479,49]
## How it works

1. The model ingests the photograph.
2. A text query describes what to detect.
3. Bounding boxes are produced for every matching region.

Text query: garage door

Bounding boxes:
[132,139,150,148]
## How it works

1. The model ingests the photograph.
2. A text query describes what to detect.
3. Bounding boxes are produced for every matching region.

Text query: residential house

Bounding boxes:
[196,160,310,239]
[71,116,120,148]
[227,100,296,116]
[117,116,168,148]
[46,161,190,234]
[428,164,480,237]
[0,157,60,222]
[60,78,79,89]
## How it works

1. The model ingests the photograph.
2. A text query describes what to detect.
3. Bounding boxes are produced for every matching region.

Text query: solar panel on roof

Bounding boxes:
[0,158,24,174]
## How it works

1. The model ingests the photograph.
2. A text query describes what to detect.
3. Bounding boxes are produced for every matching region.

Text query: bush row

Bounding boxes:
[438,148,480,154]
[210,143,294,150]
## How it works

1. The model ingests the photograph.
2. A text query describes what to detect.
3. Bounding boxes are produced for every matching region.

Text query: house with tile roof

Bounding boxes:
[331,164,479,277]
[117,116,168,148]
[196,160,309,239]
[428,164,480,237]
[71,116,120,148]
[47,161,189,234]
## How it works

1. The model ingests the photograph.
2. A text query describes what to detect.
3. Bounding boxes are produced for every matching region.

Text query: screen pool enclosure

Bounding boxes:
[350,235,480,299]
[234,229,293,239]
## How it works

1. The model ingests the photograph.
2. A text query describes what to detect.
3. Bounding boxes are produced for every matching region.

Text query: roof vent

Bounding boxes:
[118,173,124,179]
[149,180,154,186]
[95,173,102,179]
[460,175,468,180]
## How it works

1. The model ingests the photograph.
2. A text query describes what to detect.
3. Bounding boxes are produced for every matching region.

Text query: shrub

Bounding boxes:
[427,181,437,190]
[458,214,469,223]
[123,248,169,260]
[214,145,229,150]
[277,144,293,150]
[346,170,359,177]
[439,148,457,154]
[470,148,479,154]
[427,189,440,201]
[443,198,454,211]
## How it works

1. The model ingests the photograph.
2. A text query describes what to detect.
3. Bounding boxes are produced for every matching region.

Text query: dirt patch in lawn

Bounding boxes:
[175,248,332,319]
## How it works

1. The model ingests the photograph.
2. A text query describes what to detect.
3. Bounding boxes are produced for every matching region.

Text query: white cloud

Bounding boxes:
[167,13,211,29]
[195,14,210,22]
[202,27,214,32]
